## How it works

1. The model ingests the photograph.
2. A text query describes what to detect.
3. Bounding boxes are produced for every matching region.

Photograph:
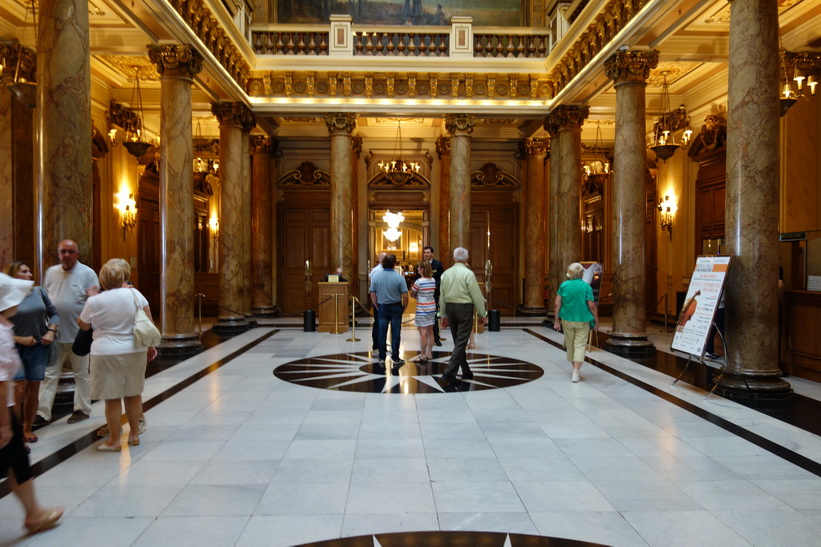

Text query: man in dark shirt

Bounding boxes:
[422,246,445,346]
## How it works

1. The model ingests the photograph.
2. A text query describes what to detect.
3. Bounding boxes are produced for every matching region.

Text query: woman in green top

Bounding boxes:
[553,263,599,383]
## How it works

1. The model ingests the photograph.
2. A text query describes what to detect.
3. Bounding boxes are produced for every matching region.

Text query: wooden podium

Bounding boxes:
[318,282,349,333]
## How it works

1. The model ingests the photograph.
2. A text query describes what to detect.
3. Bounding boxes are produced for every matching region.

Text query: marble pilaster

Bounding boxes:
[723,0,791,397]
[251,136,278,316]
[212,102,253,332]
[545,125,560,319]
[519,138,548,314]
[148,45,204,352]
[38,0,92,268]
[546,106,588,286]
[240,114,255,322]
[324,113,356,280]
[604,50,658,353]
[436,136,452,262]
[445,114,476,252]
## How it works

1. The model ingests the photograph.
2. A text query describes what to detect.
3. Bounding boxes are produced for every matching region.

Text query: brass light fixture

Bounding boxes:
[648,72,691,162]
[657,194,676,239]
[122,66,152,159]
[378,121,420,184]
[115,192,138,240]
[779,50,820,116]
[583,122,610,177]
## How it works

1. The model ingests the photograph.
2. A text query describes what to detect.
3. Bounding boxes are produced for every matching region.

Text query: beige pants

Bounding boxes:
[562,320,590,363]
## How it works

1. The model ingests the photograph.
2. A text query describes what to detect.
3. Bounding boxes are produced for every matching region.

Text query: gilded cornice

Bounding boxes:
[167,0,251,91]
[0,42,36,83]
[147,45,204,79]
[520,137,549,157]
[323,113,357,134]
[549,0,651,95]
[445,114,477,135]
[544,105,589,134]
[211,101,254,126]
[249,71,553,102]
[604,50,659,83]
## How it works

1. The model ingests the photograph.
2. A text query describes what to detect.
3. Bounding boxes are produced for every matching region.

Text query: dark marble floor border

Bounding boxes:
[526,329,821,478]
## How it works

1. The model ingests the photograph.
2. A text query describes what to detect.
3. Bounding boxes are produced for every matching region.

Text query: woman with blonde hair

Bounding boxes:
[410,260,437,362]
[78,260,157,451]
[553,262,598,382]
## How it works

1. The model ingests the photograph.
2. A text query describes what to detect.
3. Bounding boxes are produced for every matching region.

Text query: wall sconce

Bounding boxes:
[657,195,676,239]
[409,241,419,254]
[208,214,219,241]
[115,192,137,240]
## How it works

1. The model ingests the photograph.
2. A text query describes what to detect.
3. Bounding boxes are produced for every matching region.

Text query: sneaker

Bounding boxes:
[392,358,405,367]
[571,371,580,383]
[33,415,49,427]
[137,416,147,435]
[67,411,90,424]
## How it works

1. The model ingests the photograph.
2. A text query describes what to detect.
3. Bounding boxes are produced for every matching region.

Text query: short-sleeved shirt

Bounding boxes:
[557,278,595,322]
[0,323,22,407]
[412,276,437,317]
[79,288,150,355]
[43,262,99,343]
[369,268,408,305]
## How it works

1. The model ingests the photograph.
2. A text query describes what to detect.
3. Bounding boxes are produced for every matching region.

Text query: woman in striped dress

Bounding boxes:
[410,261,437,361]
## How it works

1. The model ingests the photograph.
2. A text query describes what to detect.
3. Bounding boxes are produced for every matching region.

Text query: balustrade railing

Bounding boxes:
[473,33,548,58]
[352,30,450,57]
[252,29,330,55]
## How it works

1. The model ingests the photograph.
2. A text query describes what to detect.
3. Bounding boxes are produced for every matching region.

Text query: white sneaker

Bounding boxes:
[137,416,147,435]
[571,371,580,383]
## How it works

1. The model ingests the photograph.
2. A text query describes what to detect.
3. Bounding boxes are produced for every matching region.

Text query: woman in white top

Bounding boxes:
[78,260,157,452]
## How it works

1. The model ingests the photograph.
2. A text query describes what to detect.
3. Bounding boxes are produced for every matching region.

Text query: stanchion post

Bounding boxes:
[333,293,340,334]
[347,296,360,341]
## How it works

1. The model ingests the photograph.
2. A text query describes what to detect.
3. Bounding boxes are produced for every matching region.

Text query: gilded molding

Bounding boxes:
[250,135,276,155]
[544,105,590,134]
[436,136,451,158]
[211,102,253,126]
[0,42,36,83]
[147,44,204,79]
[351,136,363,159]
[472,163,520,190]
[520,138,549,157]
[323,113,357,134]
[445,113,477,135]
[604,50,659,83]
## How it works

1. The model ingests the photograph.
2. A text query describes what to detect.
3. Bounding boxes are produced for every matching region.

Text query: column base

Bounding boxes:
[252,306,280,317]
[211,315,251,334]
[517,306,547,316]
[713,371,793,401]
[157,333,203,355]
[604,331,655,355]
[245,314,258,328]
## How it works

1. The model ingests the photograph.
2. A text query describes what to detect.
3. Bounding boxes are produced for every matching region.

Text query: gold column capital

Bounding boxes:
[147,44,204,79]
[604,50,659,83]
[0,42,36,83]
[436,136,451,158]
[250,135,278,155]
[445,113,477,135]
[351,135,363,159]
[520,137,549,157]
[211,102,253,127]
[324,112,357,134]
[544,105,589,134]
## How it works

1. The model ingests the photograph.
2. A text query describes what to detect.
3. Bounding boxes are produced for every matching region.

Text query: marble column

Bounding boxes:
[546,106,588,285]
[723,0,791,397]
[37,0,92,268]
[241,113,256,324]
[436,136,452,263]
[251,136,278,316]
[212,102,253,332]
[324,113,356,280]
[445,114,476,251]
[545,126,560,319]
[148,45,204,352]
[604,50,658,353]
[519,138,549,313]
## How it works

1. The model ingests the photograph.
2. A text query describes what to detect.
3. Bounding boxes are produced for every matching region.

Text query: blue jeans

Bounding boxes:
[15,343,51,381]
[377,302,403,361]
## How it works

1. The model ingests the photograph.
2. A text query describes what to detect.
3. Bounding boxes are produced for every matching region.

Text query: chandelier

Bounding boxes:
[378,121,420,184]
[648,72,692,162]
[382,210,404,244]
[583,122,610,177]
[121,66,152,159]
[779,50,820,116]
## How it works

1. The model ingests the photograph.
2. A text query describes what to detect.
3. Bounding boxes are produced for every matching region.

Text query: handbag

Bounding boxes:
[131,289,161,347]
[72,327,93,356]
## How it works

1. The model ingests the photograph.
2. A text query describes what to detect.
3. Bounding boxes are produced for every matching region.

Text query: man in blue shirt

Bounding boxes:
[369,254,409,371]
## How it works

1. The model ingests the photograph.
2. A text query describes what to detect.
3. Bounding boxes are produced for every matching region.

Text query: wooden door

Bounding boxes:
[470,203,517,315]
[137,193,161,317]
[279,207,330,315]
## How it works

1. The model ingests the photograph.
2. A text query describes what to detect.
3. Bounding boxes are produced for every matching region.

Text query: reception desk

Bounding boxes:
[318,282,349,333]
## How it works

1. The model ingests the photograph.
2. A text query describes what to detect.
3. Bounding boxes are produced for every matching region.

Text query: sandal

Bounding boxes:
[96,443,121,452]
[25,506,64,534]
[24,433,38,443]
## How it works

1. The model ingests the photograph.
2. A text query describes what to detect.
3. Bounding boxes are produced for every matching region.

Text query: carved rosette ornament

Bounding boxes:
[250,135,277,155]
[323,113,357,134]
[435,136,451,158]
[520,138,549,157]
[211,102,254,127]
[147,44,204,80]
[445,113,477,135]
[604,50,660,83]
[544,105,590,134]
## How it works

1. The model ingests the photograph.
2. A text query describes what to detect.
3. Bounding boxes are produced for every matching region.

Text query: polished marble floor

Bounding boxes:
[2,318,821,546]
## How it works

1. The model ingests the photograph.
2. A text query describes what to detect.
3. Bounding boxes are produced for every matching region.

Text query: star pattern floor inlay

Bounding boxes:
[274,350,544,393]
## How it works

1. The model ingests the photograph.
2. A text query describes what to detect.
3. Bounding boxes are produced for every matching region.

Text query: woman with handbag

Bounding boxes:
[78,260,157,452]
[2,262,59,444]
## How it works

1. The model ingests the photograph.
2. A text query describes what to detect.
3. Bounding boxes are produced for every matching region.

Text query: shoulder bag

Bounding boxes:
[131,289,161,347]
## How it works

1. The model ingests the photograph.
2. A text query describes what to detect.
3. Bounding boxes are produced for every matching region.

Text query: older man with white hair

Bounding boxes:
[438,247,487,385]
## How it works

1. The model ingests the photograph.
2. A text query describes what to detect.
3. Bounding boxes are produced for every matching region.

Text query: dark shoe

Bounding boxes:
[705,353,722,360]
[391,365,403,375]
[392,358,405,367]
[434,340,443,346]
[372,345,379,350]
[67,411,90,424]
[372,361,386,374]
[33,415,49,427]
[461,371,474,380]
[440,374,460,386]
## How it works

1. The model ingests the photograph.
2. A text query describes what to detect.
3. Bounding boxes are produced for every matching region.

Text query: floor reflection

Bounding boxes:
[274,350,543,393]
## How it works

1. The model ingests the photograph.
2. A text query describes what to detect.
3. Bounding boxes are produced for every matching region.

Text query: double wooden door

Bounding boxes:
[279,207,331,316]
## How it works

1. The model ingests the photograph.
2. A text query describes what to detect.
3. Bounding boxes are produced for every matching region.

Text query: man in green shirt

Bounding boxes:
[438,247,487,385]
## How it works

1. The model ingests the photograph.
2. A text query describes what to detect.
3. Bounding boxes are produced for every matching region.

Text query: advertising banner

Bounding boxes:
[671,256,731,357]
